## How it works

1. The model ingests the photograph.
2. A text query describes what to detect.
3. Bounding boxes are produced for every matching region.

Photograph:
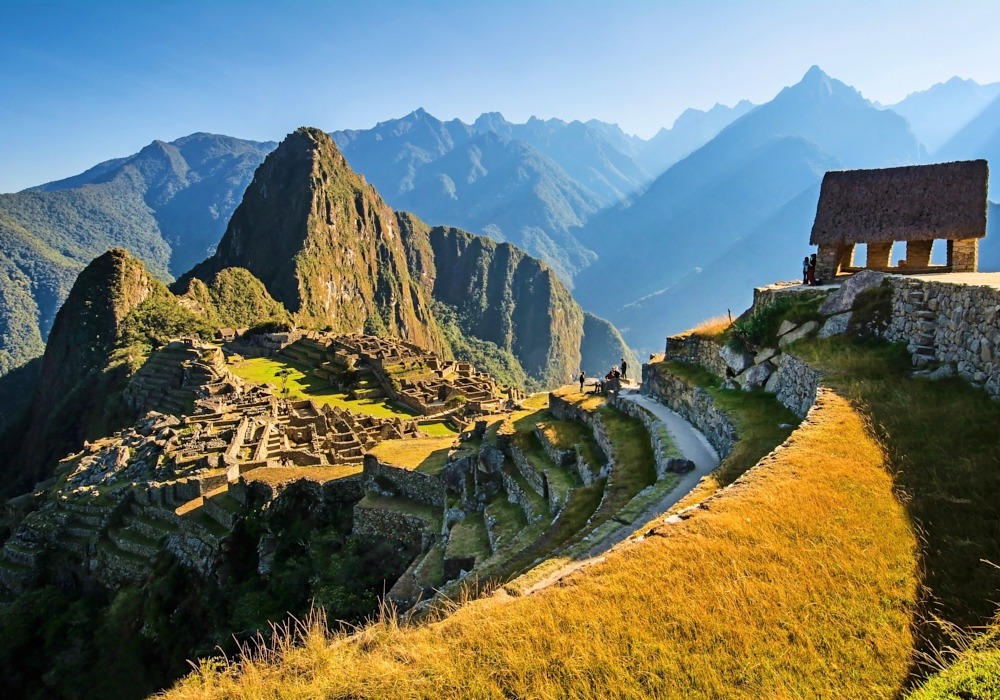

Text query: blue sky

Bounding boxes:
[2,0,1000,192]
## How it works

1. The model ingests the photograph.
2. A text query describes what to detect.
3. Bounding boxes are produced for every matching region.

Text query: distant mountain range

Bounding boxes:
[331,105,752,283]
[881,77,1000,154]
[6,68,1000,377]
[0,134,274,374]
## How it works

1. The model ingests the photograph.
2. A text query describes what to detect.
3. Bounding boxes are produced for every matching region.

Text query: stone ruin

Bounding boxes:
[811,160,989,281]
[274,331,521,424]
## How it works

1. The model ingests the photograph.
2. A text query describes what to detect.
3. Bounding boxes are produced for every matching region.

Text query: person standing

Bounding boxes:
[579,371,586,393]
[620,358,628,380]
[802,256,810,285]
[808,255,817,286]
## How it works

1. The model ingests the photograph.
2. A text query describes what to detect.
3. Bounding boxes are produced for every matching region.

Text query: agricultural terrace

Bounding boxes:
[170,389,919,699]
[230,356,455,435]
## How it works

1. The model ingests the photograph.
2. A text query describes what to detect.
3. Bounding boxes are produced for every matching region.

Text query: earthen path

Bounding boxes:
[520,389,720,595]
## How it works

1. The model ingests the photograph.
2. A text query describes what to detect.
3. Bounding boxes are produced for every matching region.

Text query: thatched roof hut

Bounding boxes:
[810,160,988,245]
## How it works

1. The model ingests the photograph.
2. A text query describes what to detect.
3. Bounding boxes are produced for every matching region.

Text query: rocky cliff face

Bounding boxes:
[397,212,630,388]
[179,128,443,351]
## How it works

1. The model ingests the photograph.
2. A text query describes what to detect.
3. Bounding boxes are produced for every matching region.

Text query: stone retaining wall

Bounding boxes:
[884,276,1000,398]
[500,466,545,522]
[509,445,547,499]
[642,366,738,458]
[362,455,446,508]
[534,425,576,467]
[353,505,435,551]
[766,354,821,419]
[665,335,728,378]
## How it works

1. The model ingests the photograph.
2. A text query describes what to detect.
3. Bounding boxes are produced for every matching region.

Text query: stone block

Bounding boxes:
[818,312,851,338]
[736,361,774,391]
[778,321,819,348]
[754,347,778,364]
[777,320,797,337]
[820,269,884,316]
[719,345,754,374]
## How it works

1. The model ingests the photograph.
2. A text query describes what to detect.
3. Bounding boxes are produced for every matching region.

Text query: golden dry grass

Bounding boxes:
[243,465,362,486]
[367,436,459,475]
[688,313,733,340]
[165,389,919,699]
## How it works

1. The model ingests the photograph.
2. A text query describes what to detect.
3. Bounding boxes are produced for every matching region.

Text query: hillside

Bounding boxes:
[0,133,274,376]
[936,92,1000,192]
[180,128,631,388]
[572,66,925,354]
[165,388,919,698]
[0,249,287,496]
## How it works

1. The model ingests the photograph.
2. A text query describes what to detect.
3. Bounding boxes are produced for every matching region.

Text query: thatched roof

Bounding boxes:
[810,160,988,245]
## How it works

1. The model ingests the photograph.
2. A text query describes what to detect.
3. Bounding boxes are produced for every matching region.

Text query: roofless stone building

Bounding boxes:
[811,160,989,281]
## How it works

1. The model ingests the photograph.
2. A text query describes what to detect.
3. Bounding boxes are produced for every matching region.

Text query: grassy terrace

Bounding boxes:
[230,357,421,422]
[655,359,800,486]
[484,496,527,550]
[169,390,918,698]
[445,512,491,565]
[367,436,458,475]
[243,465,361,486]
[537,419,606,479]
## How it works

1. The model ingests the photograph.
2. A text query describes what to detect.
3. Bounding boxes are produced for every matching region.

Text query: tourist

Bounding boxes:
[808,254,817,285]
[620,358,628,380]
[579,370,586,393]
[802,256,810,285]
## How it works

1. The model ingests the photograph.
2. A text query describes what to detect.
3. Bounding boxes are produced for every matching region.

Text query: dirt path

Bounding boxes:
[520,389,720,595]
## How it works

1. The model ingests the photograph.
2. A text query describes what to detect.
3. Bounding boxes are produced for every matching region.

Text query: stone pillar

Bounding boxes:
[866,241,893,269]
[905,240,933,269]
[948,239,979,273]
[815,243,840,281]
[837,242,856,270]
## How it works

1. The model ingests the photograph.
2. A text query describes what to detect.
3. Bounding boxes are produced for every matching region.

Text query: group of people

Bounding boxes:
[578,358,629,393]
[802,253,823,286]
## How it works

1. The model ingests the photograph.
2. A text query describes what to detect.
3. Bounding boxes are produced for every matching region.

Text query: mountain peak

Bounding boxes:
[179,127,442,349]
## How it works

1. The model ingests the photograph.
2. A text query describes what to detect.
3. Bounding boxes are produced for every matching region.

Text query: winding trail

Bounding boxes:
[521,389,721,595]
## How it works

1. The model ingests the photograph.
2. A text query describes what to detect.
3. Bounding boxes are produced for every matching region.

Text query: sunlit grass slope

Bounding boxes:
[167,389,919,699]
[230,357,455,433]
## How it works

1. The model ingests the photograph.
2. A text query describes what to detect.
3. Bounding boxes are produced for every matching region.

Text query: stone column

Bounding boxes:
[815,243,840,281]
[866,241,893,269]
[837,242,856,270]
[948,239,979,272]
[905,240,933,269]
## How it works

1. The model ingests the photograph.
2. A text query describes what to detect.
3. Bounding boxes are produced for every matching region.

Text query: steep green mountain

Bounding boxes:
[0,249,288,496]
[0,133,275,376]
[178,127,444,351]
[883,77,1000,154]
[397,212,598,387]
[573,66,924,354]
[177,128,630,389]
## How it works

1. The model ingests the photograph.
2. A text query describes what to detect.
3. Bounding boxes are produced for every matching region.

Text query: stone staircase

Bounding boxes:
[906,280,938,367]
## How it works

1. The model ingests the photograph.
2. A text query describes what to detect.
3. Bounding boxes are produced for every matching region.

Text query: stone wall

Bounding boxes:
[509,446,547,499]
[500,466,546,522]
[642,366,738,458]
[765,354,821,419]
[353,505,434,551]
[884,276,1000,398]
[665,334,728,378]
[362,454,446,508]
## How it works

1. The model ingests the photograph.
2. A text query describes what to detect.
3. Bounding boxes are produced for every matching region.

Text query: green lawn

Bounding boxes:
[230,357,419,420]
